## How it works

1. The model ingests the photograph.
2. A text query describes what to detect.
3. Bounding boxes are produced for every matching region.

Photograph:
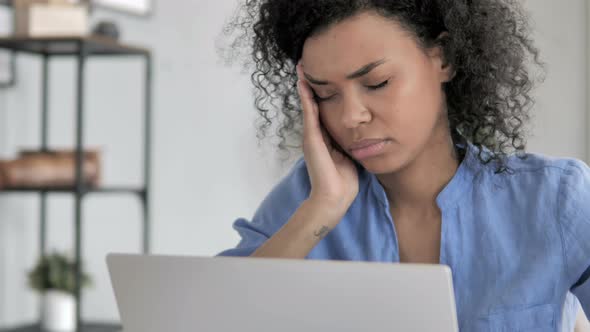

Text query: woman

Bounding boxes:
[217,0,590,330]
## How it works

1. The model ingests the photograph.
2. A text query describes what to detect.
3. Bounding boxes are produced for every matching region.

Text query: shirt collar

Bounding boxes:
[365,141,481,210]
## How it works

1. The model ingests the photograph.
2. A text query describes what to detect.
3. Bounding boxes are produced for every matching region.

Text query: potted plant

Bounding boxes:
[28,252,91,331]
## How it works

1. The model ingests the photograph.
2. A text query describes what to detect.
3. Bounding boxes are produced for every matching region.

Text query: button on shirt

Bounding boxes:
[218,143,590,331]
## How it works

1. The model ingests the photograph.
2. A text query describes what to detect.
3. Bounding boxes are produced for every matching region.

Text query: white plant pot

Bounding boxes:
[41,290,76,332]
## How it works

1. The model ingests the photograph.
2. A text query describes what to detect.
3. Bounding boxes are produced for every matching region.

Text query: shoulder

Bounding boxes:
[261,157,311,206]
[506,152,587,177]
[250,157,311,227]
[504,151,586,174]
[467,149,589,227]
[216,158,312,256]
[493,151,590,253]
[481,150,589,193]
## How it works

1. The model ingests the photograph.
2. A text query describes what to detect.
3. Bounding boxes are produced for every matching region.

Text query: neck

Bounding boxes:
[376,129,461,218]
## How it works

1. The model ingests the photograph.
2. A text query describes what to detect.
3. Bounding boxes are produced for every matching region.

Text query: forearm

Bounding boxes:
[251,199,343,259]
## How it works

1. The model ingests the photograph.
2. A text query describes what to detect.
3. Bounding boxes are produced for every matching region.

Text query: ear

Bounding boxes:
[427,33,455,83]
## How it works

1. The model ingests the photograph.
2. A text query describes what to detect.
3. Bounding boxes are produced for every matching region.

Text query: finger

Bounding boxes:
[296,63,334,165]
[296,64,321,141]
[318,122,334,151]
[297,64,338,153]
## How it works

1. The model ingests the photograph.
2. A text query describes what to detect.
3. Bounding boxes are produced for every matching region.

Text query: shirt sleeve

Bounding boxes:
[216,158,311,257]
[559,158,590,317]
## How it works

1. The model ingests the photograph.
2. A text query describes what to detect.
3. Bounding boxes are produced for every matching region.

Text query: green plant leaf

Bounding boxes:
[27,251,92,295]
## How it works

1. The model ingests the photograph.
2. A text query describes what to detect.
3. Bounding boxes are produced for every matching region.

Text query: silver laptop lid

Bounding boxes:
[107,254,458,332]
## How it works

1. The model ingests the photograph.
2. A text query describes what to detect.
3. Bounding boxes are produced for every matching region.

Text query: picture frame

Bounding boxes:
[92,0,151,17]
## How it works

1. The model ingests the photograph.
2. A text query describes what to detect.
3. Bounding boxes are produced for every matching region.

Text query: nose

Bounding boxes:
[341,94,371,129]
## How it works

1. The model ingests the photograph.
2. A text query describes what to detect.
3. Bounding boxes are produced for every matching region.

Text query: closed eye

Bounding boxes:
[312,91,335,103]
[315,95,333,103]
[312,79,389,103]
[367,80,389,90]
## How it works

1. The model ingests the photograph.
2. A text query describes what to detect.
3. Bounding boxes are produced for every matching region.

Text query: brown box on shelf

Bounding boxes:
[13,0,74,5]
[0,149,101,189]
[14,0,89,37]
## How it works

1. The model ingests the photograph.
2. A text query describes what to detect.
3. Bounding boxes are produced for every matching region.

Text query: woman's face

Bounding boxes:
[300,12,454,174]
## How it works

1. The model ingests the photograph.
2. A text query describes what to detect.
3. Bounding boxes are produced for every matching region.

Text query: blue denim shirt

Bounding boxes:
[218,143,590,331]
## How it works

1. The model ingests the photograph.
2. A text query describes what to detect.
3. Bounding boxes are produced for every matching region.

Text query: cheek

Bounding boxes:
[394,74,444,125]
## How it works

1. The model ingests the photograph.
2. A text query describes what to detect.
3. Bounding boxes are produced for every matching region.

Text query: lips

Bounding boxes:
[348,138,391,160]
[348,139,389,151]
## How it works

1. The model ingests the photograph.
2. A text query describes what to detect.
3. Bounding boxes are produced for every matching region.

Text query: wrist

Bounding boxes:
[302,198,349,226]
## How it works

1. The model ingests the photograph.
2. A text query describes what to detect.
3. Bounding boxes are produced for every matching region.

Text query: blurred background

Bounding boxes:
[0,0,587,329]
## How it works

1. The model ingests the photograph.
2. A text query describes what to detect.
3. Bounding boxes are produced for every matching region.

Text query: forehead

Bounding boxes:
[301,12,422,76]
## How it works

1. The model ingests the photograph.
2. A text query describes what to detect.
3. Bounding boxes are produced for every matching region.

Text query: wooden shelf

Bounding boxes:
[0,322,122,332]
[0,35,149,56]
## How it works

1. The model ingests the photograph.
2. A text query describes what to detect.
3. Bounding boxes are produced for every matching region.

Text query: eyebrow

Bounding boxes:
[303,59,388,85]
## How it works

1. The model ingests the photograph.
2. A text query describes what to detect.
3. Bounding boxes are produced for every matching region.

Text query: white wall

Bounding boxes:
[524,0,588,159]
[0,0,587,327]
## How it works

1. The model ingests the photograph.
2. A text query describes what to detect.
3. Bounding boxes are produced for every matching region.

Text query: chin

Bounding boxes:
[356,153,408,175]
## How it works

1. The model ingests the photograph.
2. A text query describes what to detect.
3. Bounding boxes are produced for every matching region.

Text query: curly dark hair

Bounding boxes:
[219,0,544,173]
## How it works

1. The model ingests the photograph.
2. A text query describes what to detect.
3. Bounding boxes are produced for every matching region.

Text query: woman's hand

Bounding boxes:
[296,63,359,223]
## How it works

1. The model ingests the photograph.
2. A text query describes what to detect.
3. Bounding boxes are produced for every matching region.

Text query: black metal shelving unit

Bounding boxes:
[0,35,152,332]
[1,323,122,332]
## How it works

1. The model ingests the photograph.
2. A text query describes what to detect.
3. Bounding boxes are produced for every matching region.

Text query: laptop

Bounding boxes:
[107,253,459,332]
